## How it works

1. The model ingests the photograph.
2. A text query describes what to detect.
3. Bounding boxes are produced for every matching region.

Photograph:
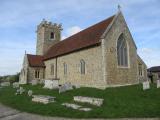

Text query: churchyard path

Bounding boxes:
[0,103,159,120]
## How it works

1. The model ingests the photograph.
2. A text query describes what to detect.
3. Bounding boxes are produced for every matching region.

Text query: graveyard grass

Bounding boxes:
[0,84,160,118]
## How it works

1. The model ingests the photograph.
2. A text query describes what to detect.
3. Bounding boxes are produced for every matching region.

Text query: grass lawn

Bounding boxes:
[0,84,160,118]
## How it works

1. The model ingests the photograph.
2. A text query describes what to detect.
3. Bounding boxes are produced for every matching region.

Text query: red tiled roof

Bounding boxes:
[44,15,115,60]
[27,54,45,67]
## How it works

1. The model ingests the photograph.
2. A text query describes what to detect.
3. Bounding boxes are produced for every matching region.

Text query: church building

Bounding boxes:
[19,10,148,88]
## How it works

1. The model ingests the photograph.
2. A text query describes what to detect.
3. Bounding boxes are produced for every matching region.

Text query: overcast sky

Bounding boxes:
[0,0,160,75]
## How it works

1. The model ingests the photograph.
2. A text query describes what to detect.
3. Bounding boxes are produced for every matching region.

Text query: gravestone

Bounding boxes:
[28,90,33,96]
[74,96,104,106]
[143,81,150,90]
[157,80,160,88]
[59,82,73,93]
[12,82,19,88]
[62,103,81,110]
[0,82,10,87]
[32,95,55,104]
[79,107,92,111]
[44,80,59,89]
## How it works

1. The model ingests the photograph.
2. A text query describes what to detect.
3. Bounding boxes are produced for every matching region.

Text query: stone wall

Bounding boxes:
[27,67,45,83]
[103,12,139,87]
[44,45,106,88]
[137,55,148,83]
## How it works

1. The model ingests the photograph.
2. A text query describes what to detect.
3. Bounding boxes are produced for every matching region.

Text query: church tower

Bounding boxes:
[36,19,62,55]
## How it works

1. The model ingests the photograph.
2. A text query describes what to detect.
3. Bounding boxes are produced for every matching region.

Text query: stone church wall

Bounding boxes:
[44,45,106,88]
[103,13,139,87]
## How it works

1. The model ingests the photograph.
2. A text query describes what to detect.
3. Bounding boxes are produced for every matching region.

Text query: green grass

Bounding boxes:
[0,84,160,118]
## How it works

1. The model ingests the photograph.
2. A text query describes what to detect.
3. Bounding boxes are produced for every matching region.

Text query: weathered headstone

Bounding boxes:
[59,82,73,93]
[12,82,19,88]
[74,96,104,106]
[19,87,25,94]
[157,80,160,88]
[28,90,33,96]
[143,81,150,90]
[44,80,59,89]
[32,95,55,104]
[0,82,10,87]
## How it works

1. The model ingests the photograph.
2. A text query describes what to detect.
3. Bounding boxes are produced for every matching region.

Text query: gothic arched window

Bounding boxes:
[35,69,40,78]
[80,59,85,74]
[117,34,128,67]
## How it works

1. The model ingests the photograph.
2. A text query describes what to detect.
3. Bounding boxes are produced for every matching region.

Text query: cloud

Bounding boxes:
[138,48,160,68]
[66,26,82,36]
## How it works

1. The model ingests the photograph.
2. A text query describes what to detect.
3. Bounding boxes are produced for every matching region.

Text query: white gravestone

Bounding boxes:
[44,80,59,89]
[59,82,73,93]
[13,82,19,88]
[157,80,160,88]
[143,81,150,90]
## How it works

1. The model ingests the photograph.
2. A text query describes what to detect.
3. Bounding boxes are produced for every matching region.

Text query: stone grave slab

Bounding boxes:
[74,96,104,106]
[62,103,81,110]
[32,95,55,104]
[143,81,150,90]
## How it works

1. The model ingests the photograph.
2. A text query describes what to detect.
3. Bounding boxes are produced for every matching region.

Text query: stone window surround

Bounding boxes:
[64,62,67,75]
[116,33,130,69]
[50,64,54,75]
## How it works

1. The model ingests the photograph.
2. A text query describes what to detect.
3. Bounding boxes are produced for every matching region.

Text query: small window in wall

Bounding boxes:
[64,63,67,75]
[80,59,85,74]
[35,69,40,79]
[51,64,54,75]
[138,64,143,76]
[50,32,54,39]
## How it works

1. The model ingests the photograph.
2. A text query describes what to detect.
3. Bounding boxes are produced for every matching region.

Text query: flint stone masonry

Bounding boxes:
[143,81,150,90]
[157,80,160,88]
[59,83,73,93]
[74,96,104,106]
[32,95,55,104]
[44,80,59,89]
[0,82,10,87]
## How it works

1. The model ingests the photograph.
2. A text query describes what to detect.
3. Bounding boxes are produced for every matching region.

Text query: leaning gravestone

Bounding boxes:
[59,82,73,93]
[157,80,160,88]
[143,81,150,90]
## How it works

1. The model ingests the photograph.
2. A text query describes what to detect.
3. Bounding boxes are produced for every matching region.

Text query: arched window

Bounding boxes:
[64,63,67,75]
[117,34,128,67]
[80,59,85,74]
